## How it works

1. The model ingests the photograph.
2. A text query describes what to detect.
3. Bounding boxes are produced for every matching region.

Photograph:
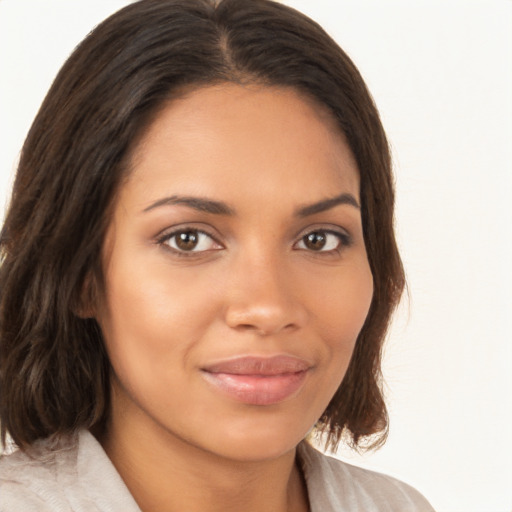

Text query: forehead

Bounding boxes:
[123,83,360,210]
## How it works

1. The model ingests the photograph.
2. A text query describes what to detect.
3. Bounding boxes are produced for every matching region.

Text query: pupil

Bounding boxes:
[305,232,326,250]
[176,231,198,250]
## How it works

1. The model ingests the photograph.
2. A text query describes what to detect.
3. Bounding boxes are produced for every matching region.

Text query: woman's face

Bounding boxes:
[96,84,373,461]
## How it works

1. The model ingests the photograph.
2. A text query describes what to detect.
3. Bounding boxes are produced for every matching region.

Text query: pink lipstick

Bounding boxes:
[201,355,311,405]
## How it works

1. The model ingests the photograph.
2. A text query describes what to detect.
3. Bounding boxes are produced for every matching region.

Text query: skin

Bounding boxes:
[94,84,373,512]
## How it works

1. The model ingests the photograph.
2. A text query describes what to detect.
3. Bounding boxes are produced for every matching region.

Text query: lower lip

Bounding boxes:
[201,370,308,406]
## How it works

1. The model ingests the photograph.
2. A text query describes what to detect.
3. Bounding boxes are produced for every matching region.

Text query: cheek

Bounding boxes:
[97,259,216,380]
[295,258,373,426]
[309,258,373,391]
[309,258,373,344]
[96,275,209,421]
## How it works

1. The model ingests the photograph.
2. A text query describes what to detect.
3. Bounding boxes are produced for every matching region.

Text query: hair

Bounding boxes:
[0,0,404,452]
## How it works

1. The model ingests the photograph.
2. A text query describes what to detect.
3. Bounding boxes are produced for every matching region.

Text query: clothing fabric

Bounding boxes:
[0,430,434,511]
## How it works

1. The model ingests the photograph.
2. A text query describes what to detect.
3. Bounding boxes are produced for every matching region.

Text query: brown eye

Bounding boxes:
[303,232,327,251]
[175,230,199,251]
[163,229,220,253]
[295,229,350,253]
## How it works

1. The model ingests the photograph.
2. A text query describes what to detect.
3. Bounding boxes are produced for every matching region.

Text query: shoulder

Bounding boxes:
[298,441,435,512]
[0,434,78,512]
[0,430,141,512]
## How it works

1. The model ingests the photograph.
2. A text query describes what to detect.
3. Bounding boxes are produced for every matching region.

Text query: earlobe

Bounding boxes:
[73,302,96,320]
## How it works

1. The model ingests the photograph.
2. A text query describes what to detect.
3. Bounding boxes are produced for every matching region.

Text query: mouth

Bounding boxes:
[200,355,312,406]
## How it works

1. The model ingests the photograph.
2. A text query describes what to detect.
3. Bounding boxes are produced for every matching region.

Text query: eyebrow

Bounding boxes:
[295,193,360,217]
[142,196,235,215]
[142,192,359,216]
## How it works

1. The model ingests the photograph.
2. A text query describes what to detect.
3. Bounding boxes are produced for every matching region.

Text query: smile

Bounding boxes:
[201,355,311,406]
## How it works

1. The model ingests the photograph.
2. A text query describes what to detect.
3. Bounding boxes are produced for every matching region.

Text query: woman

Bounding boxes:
[0,0,434,510]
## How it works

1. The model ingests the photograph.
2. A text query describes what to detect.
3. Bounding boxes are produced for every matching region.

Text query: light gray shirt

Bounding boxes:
[0,430,434,511]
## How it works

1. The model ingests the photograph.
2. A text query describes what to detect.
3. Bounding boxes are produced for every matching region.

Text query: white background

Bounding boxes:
[0,1,511,511]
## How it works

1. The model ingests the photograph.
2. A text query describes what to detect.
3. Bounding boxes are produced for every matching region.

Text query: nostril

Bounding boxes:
[225,305,302,336]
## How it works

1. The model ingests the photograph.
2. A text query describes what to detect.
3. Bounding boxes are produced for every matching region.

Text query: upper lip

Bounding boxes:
[202,355,312,376]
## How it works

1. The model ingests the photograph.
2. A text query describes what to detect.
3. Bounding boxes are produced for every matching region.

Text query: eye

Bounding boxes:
[295,229,350,252]
[161,229,221,253]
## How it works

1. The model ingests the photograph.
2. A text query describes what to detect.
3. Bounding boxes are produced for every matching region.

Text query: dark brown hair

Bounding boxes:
[0,0,404,452]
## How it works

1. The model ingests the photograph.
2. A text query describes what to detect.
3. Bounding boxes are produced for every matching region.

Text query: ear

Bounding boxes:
[72,272,98,319]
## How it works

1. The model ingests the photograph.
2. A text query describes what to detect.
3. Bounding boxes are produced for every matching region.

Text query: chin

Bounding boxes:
[188,409,315,463]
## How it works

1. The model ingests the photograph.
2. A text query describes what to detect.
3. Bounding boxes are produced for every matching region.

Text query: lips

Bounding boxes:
[201,355,311,406]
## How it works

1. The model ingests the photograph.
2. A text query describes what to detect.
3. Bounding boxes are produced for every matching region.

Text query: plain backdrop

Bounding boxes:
[0,1,511,511]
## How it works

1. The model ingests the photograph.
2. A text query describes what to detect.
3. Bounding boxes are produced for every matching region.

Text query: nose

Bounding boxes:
[223,254,307,336]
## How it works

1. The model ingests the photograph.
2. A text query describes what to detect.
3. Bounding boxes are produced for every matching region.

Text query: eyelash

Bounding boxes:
[156,226,352,257]
[295,229,352,254]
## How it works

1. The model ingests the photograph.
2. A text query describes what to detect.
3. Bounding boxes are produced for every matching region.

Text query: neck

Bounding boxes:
[98,398,309,512]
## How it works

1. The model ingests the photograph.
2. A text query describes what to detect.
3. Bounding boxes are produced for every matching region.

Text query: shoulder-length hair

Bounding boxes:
[0,0,404,452]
